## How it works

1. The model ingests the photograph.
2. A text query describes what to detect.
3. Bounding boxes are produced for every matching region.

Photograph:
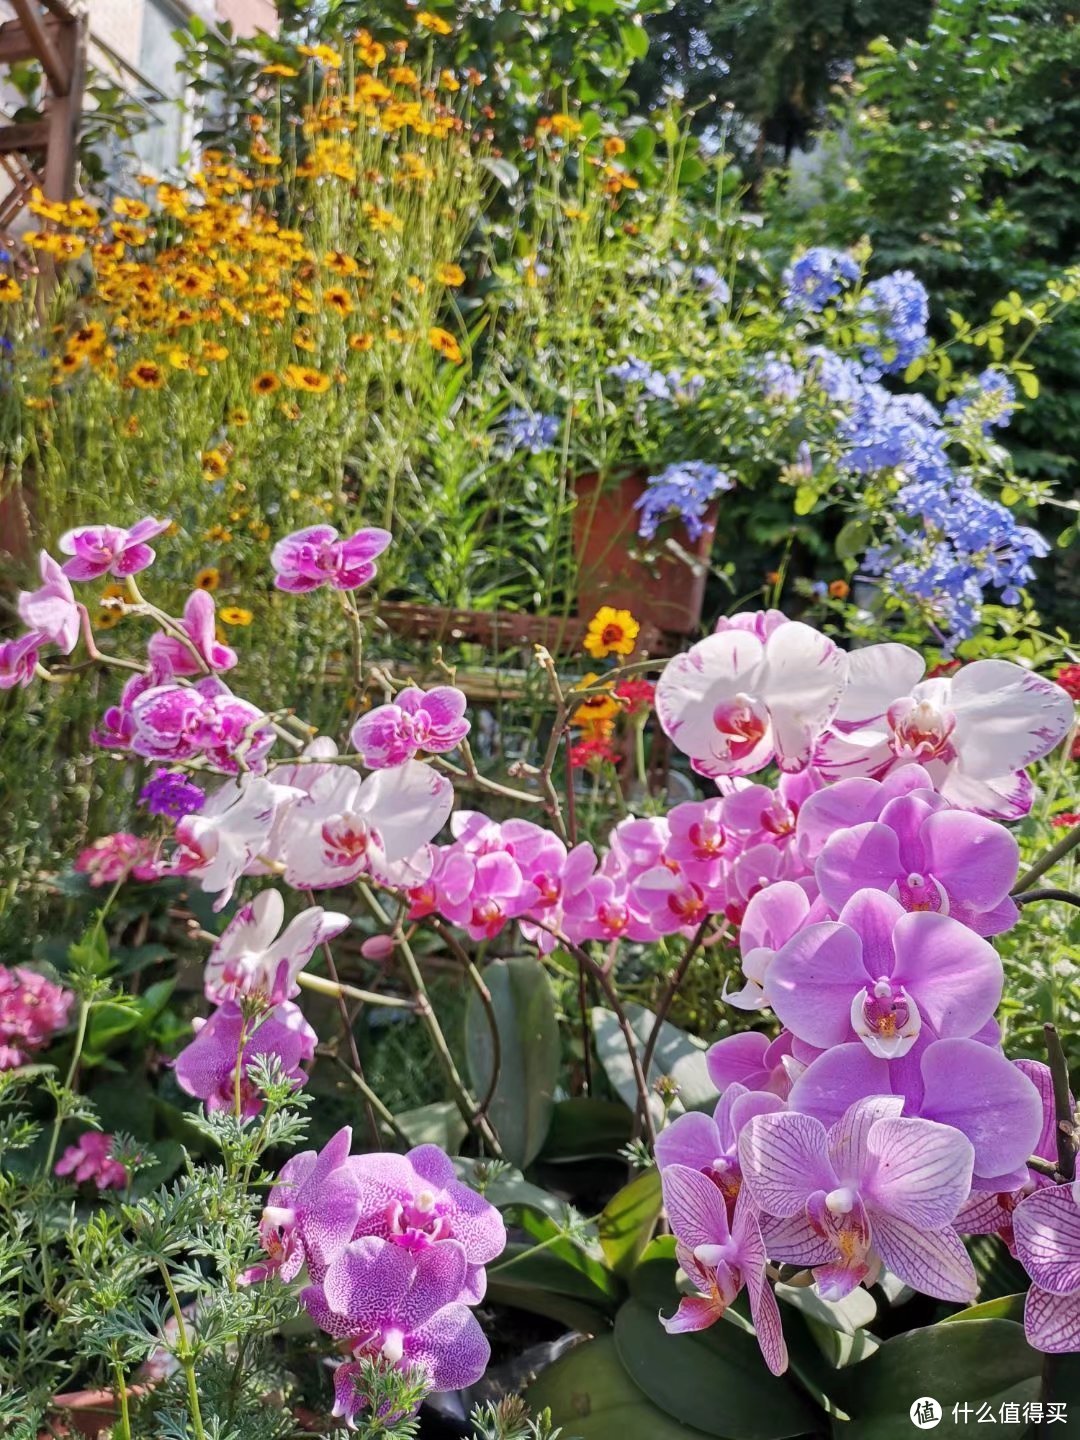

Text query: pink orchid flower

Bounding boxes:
[18,551,79,654]
[351,686,469,769]
[739,1097,977,1303]
[271,524,391,593]
[817,645,1074,819]
[59,517,169,580]
[657,620,847,777]
[0,631,44,689]
[1013,1180,1080,1354]
[147,590,237,675]
[660,1165,788,1376]
[174,999,317,1117]
[204,888,349,1005]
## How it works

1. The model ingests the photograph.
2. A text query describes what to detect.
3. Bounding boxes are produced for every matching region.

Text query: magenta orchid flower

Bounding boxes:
[665,799,731,888]
[271,524,391,593]
[707,1030,798,1101]
[59,517,169,580]
[173,999,317,1117]
[1013,1182,1080,1354]
[796,764,936,860]
[660,1165,788,1375]
[351,686,470,769]
[739,1097,978,1303]
[130,677,274,772]
[657,621,848,777]
[148,589,237,675]
[204,888,349,1005]
[301,1238,490,1411]
[766,889,1002,1059]
[0,631,44,689]
[18,551,79,655]
[817,646,1074,819]
[788,1036,1045,1189]
[347,1145,506,1304]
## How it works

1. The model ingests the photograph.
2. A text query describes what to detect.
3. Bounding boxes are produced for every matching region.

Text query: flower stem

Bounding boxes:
[158,1262,206,1440]
[43,996,89,1176]
[1013,821,1080,893]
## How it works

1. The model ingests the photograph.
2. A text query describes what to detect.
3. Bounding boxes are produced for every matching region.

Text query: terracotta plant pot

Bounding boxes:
[571,471,717,635]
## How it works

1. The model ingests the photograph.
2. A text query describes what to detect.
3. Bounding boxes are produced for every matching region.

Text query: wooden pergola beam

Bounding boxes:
[0,13,61,66]
[8,0,69,93]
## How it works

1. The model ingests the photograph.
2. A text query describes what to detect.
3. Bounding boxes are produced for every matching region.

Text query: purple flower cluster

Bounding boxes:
[782,247,860,312]
[635,460,734,541]
[607,359,704,404]
[250,1129,504,1418]
[503,407,560,454]
[945,368,1018,432]
[0,965,73,1069]
[139,769,206,820]
[858,270,929,374]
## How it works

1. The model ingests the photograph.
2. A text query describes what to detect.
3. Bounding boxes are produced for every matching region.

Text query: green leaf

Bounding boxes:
[591,1003,713,1125]
[465,957,560,1168]
[599,1169,662,1276]
[1018,370,1039,399]
[393,1101,467,1151]
[835,518,872,561]
[526,1334,714,1439]
[839,1320,1041,1437]
[543,1098,632,1161]
[613,1298,819,1437]
[794,484,818,516]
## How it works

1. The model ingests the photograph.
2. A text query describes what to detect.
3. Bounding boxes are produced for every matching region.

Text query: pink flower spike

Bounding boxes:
[147,590,237,676]
[271,524,391,593]
[18,552,79,655]
[0,631,44,689]
[59,517,169,581]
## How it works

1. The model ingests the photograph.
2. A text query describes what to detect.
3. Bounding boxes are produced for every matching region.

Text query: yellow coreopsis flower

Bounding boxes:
[114,196,151,220]
[324,287,354,316]
[262,62,299,77]
[428,326,462,363]
[219,606,253,626]
[571,674,620,727]
[435,262,465,287]
[201,448,229,480]
[284,363,331,393]
[252,371,280,395]
[583,606,640,660]
[0,275,22,302]
[417,10,452,33]
[127,360,165,389]
[194,566,221,592]
[298,43,342,68]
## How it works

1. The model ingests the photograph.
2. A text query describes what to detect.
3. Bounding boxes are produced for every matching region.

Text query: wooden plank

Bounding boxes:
[42,13,84,200]
[9,0,69,93]
[376,602,675,657]
[0,120,49,153]
[0,14,62,66]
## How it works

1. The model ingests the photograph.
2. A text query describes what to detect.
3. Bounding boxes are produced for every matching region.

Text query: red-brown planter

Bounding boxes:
[572,472,716,635]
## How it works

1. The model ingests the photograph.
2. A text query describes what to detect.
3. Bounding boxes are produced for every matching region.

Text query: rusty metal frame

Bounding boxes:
[0,0,86,236]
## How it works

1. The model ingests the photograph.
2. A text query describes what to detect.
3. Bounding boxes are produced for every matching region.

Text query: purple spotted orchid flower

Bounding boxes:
[203,888,349,1005]
[1013,1181,1080,1354]
[766,889,1002,1059]
[59,517,169,580]
[148,589,237,676]
[350,686,470,769]
[739,1097,977,1303]
[130,676,274,772]
[249,1126,365,1284]
[18,551,80,655]
[173,999,316,1117]
[302,1239,490,1416]
[271,524,391,593]
[660,1164,788,1375]
[347,1145,506,1304]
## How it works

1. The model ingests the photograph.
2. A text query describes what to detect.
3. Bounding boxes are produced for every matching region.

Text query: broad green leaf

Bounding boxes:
[835,518,872,561]
[393,1101,467,1152]
[591,1003,713,1125]
[839,1319,1041,1437]
[599,1169,662,1276]
[942,1293,1026,1325]
[543,1098,632,1161]
[526,1334,714,1439]
[465,957,559,1167]
[794,484,818,516]
[614,1298,819,1438]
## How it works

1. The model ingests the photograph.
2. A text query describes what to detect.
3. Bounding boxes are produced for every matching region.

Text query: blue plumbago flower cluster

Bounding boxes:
[504,407,560,454]
[138,768,205,819]
[635,461,734,541]
[693,264,731,307]
[757,354,803,403]
[782,247,860,312]
[608,359,705,404]
[858,270,930,375]
[944,369,1018,433]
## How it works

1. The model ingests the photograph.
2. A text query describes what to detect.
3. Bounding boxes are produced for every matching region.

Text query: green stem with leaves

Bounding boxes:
[158,1262,207,1440]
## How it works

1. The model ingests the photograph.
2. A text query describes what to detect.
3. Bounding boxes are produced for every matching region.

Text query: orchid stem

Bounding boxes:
[1014,822,1080,894]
